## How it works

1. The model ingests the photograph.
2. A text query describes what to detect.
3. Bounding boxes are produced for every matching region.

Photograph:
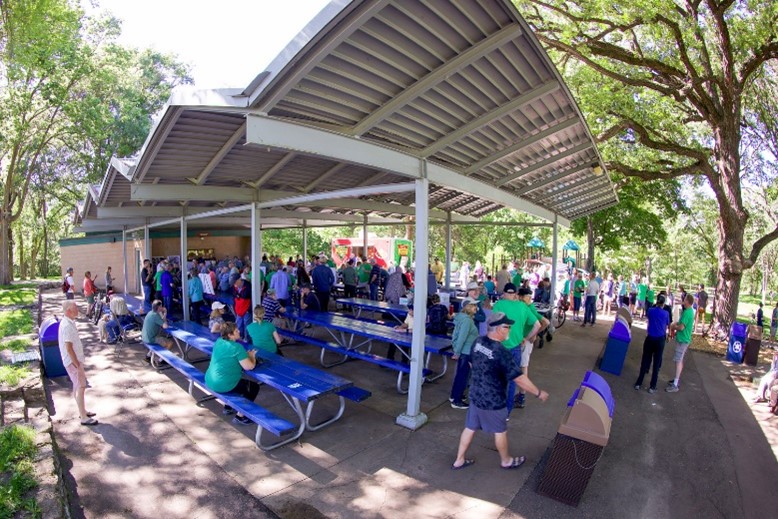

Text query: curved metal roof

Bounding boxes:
[78,0,617,232]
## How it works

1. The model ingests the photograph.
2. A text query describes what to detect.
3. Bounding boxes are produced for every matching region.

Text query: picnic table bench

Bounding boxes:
[143,342,297,451]
[167,320,369,436]
[282,308,452,393]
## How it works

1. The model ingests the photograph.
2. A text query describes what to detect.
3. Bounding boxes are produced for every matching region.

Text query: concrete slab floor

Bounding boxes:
[42,291,778,518]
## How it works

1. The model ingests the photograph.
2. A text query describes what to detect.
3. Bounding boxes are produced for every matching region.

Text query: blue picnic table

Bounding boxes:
[166,321,364,447]
[335,297,408,324]
[282,307,451,393]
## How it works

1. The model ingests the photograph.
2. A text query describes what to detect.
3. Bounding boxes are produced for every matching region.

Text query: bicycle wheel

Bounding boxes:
[554,307,566,328]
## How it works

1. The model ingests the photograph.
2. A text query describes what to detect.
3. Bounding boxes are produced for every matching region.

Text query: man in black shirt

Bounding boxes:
[452,312,549,470]
[141,259,155,308]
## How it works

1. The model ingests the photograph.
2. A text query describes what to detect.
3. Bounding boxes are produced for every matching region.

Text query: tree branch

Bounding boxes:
[618,115,710,161]
[745,224,778,269]
[608,160,708,180]
[739,41,778,90]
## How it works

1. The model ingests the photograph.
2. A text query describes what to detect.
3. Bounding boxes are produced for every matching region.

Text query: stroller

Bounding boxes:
[107,296,140,355]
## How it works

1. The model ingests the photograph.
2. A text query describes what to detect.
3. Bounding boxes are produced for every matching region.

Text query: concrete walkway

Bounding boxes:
[43,291,778,518]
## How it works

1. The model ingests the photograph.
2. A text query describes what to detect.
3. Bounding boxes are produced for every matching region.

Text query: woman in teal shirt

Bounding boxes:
[246,306,283,355]
[205,322,259,425]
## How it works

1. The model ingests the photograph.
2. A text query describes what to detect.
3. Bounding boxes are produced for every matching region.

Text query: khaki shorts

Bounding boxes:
[674,341,690,362]
[65,363,87,393]
[521,340,534,367]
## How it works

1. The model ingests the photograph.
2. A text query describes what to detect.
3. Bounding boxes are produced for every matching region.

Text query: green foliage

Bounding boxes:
[0,425,39,518]
[0,338,32,352]
[0,365,32,387]
[0,287,36,306]
[0,310,33,338]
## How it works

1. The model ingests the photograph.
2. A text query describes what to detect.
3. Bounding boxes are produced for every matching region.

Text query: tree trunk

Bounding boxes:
[709,125,748,333]
[19,229,26,279]
[586,216,595,271]
[0,216,11,285]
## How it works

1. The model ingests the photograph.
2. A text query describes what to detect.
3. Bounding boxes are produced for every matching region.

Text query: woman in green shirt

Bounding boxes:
[246,306,282,355]
[205,322,259,425]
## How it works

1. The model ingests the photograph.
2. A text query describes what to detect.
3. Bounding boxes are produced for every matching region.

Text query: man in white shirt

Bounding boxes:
[582,271,600,327]
[58,300,98,426]
[64,267,76,300]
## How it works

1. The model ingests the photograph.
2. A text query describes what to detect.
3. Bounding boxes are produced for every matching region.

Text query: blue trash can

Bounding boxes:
[726,322,748,364]
[39,317,66,377]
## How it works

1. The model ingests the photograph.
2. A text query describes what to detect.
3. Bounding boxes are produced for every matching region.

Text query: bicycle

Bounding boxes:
[554,297,569,329]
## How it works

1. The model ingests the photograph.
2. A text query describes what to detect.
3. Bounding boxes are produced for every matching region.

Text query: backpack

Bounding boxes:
[62,277,69,293]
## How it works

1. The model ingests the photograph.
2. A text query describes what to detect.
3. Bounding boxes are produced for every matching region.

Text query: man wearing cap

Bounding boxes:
[64,267,76,300]
[311,255,336,310]
[209,301,227,334]
[492,283,540,415]
[299,284,321,312]
[452,312,549,470]
[466,281,486,325]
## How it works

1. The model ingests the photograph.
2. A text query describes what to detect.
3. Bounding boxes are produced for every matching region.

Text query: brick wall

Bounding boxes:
[60,239,143,294]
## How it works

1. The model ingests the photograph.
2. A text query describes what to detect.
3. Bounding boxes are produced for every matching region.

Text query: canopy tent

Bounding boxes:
[527,237,545,248]
[74,0,618,430]
[563,239,580,251]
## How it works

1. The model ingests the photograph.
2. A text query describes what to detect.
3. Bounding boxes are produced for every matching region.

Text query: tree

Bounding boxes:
[0,1,192,284]
[519,0,778,330]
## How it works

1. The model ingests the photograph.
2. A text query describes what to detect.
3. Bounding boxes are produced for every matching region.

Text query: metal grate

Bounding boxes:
[536,433,604,507]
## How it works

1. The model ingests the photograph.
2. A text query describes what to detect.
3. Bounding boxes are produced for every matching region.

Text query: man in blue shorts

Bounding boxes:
[451,312,549,470]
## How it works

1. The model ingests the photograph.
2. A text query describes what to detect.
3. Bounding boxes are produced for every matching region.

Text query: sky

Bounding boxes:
[82,0,332,89]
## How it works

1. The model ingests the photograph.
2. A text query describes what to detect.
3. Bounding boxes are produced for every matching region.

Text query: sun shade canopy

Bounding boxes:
[76,0,617,233]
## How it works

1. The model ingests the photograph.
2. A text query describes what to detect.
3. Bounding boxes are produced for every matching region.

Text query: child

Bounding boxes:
[246,305,283,355]
[209,302,227,334]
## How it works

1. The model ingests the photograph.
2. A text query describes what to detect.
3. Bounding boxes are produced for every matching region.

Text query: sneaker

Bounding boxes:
[222,405,236,416]
[665,384,679,393]
[450,401,469,409]
[666,380,676,387]
[634,384,641,391]
[517,394,526,408]
[232,415,252,425]
[648,388,656,394]
[449,397,454,403]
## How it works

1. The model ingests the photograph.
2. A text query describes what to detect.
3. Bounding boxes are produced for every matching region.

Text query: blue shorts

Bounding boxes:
[573,296,582,311]
[465,406,508,434]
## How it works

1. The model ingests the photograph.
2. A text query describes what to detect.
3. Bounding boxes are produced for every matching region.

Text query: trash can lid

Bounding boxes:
[39,317,60,342]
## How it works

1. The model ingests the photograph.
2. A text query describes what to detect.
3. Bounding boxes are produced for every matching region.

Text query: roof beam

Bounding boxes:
[303,163,346,192]
[131,184,258,202]
[535,174,601,202]
[497,142,592,188]
[464,117,580,176]
[252,0,392,112]
[421,80,560,157]
[246,114,567,226]
[352,24,523,135]
[134,106,183,183]
[426,162,570,227]
[555,185,614,209]
[189,122,246,185]
[245,152,296,188]
[258,182,415,209]
[514,163,592,196]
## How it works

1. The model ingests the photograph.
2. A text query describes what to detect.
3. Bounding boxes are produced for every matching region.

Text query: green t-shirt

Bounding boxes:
[646,289,655,304]
[154,270,162,291]
[676,307,695,344]
[523,302,544,337]
[562,279,570,295]
[205,338,248,393]
[358,263,372,283]
[341,266,358,286]
[637,283,648,300]
[512,272,523,287]
[493,299,536,350]
[141,312,165,343]
[573,279,586,297]
[246,321,278,354]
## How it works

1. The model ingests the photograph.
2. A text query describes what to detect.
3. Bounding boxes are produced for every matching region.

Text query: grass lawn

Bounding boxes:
[0,286,36,307]
[0,425,40,517]
[0,310,33,338]
[0,338,32,352]
[0,365,32,387]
